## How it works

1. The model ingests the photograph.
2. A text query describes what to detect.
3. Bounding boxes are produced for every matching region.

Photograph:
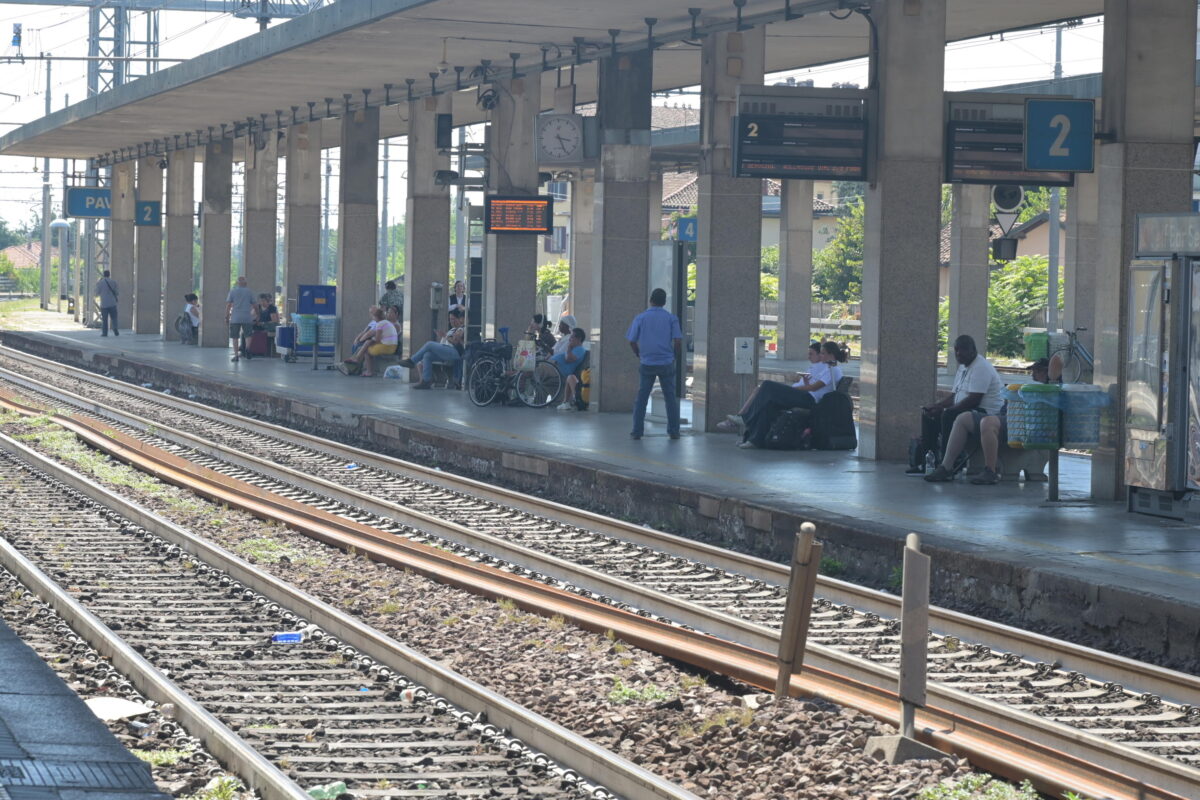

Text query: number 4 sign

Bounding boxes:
[1024,98,1095,173]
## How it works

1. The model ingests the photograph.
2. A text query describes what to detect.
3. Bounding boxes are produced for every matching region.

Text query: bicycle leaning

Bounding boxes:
[464,341,564,408]
[1049,327,1094,383]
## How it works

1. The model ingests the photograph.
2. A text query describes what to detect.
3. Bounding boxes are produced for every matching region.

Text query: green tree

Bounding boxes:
[812,198,864,302]
[0,218,22,250]
[937,254,1064,358]
[536,259,570,304]
[832,181,864,211]
[760,244,779,276]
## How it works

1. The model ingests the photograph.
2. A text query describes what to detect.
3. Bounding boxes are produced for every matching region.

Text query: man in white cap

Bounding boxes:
[552,314,578,356]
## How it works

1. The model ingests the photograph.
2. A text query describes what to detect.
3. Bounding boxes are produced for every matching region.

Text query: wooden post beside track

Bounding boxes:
[775,522,822,698]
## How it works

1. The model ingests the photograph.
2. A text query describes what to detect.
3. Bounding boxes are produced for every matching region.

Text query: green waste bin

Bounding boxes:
[1023,331,1049,361]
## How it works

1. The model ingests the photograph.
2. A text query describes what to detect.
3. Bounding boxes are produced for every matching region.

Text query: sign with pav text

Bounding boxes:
[66,187,111,219]
[65,187,162,226]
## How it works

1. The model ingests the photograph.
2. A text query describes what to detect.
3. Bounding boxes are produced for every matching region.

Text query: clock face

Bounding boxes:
[538,115,583,161]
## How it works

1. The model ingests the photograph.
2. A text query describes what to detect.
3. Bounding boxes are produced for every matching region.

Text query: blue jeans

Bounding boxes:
[411,342,461,382]
[99,305,118,336]
[632,362,679,437]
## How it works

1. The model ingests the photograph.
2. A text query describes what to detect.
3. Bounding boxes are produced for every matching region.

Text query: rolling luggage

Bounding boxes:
[247,329,270,357]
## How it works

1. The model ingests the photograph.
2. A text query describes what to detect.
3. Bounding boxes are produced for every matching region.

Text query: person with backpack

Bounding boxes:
[726,340,848,449]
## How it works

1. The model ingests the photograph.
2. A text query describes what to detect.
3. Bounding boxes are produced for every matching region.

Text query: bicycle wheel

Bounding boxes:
[1051,346,1083,383]
[467,358,504,407]
[516,360,563,408]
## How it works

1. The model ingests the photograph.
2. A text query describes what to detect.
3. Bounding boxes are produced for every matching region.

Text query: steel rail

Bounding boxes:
[0,427,699,800]
[0,516,310,800]
[0,350,1193,710]
[0,392,1196,800]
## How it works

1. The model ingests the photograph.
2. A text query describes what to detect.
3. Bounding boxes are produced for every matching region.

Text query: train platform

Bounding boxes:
[0,617,166,799]
[1,314,1197,671]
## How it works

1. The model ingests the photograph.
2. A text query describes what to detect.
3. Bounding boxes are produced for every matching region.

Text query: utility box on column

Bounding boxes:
[733,336,756,374]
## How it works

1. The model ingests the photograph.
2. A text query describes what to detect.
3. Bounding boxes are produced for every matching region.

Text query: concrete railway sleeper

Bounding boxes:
[0,442,687,800]
[0,388,1197,799]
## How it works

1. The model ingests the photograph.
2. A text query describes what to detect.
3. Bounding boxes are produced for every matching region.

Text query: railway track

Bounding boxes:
[0,348,1198,800]
[0,438,696,800]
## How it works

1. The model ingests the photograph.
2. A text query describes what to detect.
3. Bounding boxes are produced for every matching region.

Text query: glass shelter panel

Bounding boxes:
[1126,264,1165,432]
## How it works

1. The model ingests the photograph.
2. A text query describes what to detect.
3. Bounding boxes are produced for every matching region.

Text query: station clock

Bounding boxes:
[535,113,585,164]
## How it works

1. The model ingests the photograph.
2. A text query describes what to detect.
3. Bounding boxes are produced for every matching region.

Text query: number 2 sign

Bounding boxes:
[1024,98,1095,173]
[135,200,161,227]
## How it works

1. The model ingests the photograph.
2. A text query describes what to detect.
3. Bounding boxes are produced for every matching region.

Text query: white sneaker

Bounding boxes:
[556,402,574,412]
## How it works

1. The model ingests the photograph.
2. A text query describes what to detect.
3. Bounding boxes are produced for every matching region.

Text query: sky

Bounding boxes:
[0,2,1110,230]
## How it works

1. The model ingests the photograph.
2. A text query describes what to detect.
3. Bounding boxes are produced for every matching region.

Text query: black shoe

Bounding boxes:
[630,433,641,440]
[970,467,1000,485]
[398,358,416,369]
[412,381,432,390]
[113,331,119,336]
[923,465,954,482]
[669,433,680,440]
[905,465,925,475]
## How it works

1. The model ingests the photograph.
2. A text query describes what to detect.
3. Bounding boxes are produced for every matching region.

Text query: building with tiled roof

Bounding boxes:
[1,242,41,270]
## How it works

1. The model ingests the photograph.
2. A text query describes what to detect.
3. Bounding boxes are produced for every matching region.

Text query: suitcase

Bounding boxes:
[247,330,270,357]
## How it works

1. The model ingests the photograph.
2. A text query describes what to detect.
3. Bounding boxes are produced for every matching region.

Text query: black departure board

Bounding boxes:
[946,118,1073,186]
[732,114,868,180]
[484,196,554,234]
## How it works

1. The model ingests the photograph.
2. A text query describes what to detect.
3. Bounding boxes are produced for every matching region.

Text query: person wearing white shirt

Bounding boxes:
[910,334,1003,477]
[720,340,849,448]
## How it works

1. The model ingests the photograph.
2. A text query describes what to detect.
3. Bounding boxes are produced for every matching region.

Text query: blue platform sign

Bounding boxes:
[1024,98,1095,173]
[65,187,111,218]
[135,200,161,227]
[675,216,698,242]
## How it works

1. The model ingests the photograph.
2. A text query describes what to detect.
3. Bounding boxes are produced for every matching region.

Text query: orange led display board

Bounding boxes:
[484,196,554,234]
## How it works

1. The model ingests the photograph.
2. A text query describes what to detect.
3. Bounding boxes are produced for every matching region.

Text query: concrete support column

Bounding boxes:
[243,128,279,298]
[947,183,990,354]
[284,121,322,308]
[199,139,233,347]
[693,27,765,431]
[778,179,813,360]
[859,0,946,460]
[1063,171,1098,358]
[134,157,163,334]
[591,50,654,413]
[337,105,380,359]
[109,161,135,333]
[1092,0,1196,499]
[163,149,194,342]
[484,71,541,339]
[569,176,595,332]
[404,93,452,356]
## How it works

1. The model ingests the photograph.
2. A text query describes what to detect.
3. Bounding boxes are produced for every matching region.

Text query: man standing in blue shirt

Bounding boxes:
[626,288,683,440]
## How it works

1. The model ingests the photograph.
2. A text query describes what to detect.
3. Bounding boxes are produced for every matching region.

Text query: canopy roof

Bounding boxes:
[0,0,1102,160]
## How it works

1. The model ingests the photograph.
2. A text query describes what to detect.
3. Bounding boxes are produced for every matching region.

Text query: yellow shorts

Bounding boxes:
[368,343,397,357]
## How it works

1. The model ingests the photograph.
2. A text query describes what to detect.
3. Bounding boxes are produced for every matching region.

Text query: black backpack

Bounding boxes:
[764,408,812,450]
[811,391,857,450]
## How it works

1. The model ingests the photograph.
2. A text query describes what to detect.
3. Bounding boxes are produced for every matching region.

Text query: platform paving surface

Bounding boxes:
[2,314,1197,669]
[0,618,166,800]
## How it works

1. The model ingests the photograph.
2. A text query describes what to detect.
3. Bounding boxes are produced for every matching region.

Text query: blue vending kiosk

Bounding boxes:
[293,285,338,368]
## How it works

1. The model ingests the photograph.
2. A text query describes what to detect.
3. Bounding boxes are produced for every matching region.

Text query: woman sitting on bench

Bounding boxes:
[720,340,848,449]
